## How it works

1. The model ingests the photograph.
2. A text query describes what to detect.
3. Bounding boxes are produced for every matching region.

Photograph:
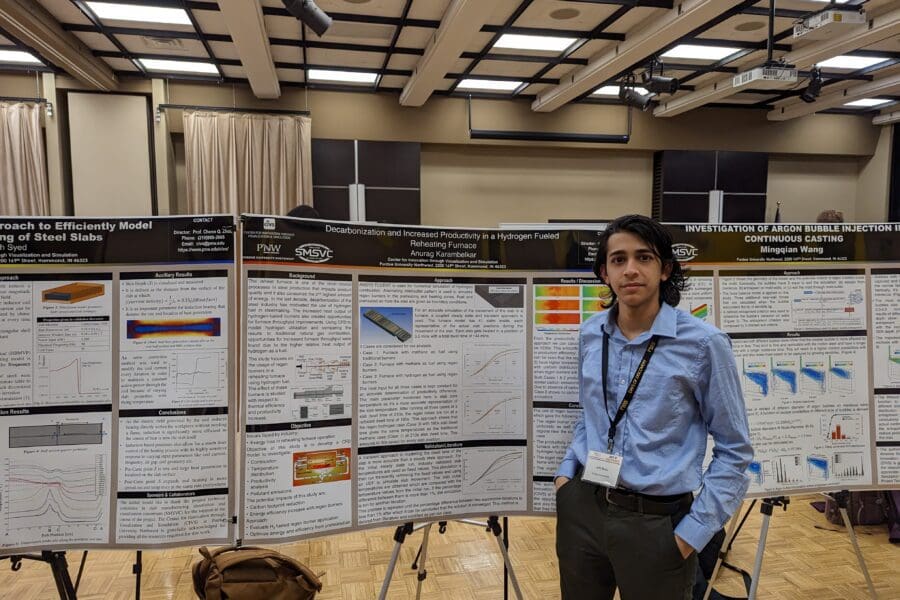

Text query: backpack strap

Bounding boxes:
[210,547,323,591]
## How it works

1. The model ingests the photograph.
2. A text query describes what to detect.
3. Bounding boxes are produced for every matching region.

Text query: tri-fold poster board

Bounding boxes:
[0,215,897,552]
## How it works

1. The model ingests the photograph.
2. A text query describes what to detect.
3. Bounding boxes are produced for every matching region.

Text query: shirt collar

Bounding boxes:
[601,302,678,341]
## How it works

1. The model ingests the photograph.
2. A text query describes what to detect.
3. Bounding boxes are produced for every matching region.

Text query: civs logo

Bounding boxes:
[672,243,699,262]
[295,243,333,263]
[263,218,276,231]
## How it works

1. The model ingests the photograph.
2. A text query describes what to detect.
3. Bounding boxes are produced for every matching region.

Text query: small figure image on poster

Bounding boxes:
[292,449,351,486]
[359,307,413,344]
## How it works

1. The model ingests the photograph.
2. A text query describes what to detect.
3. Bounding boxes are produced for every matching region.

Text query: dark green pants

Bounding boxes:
[556,476,698,600]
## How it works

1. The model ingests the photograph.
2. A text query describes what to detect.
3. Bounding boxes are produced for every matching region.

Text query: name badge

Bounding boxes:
[582,450,622,487]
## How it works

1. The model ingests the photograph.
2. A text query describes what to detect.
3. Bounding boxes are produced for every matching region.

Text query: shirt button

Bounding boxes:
[619,379,625,385]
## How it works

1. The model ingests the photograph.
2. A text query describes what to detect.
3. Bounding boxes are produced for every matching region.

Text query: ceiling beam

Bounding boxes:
[400,0,504,107]
[531,0,744,112]
[654,5,900,117]
[216,0,279,99]
[0,0,117,90]
[767,72,900,121]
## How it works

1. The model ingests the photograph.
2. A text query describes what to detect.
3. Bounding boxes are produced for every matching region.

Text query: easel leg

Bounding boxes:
[414,524,434,600]
[702,507,742,600]
[133,551,142,600]
[837,506,878,599]
[378,523,414,600]
[43,551,77,600]
[748,496,789,600]
[486,517,523,600]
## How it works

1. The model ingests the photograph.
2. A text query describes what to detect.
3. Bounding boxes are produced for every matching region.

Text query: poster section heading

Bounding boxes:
[672,223,900,263]
[0,216,234,265]
[242,216,601,270]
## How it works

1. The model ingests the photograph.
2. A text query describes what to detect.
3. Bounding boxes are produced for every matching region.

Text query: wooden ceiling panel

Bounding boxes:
[305,47,386,69]
[470,59,545,78]
[513,0,618,30]
[378,74,408,89]
[408,0,452,21]
[71,30,118,53]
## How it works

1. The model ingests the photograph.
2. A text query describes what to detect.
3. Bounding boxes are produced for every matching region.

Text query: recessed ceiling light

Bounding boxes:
[0,50,43,65]
[308,69,377,84]
[138,58,218,74]
[735,21,766,32]
[844,98,892,108]
[343,0,371,3]
[550,8,580,20]
[817,55,890,70]
[457,79,522,91]
[494,34,577,52]
[592,85,651,96]
[86,2,190,25]
[661,44,741,61]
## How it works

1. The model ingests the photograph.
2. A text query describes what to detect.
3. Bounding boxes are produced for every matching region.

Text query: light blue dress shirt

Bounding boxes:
[556,302,753,552]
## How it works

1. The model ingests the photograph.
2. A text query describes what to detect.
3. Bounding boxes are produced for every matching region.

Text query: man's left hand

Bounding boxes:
[674,534,694,559]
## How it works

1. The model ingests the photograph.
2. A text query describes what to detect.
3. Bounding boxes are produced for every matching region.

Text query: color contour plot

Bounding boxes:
[292,449,351,486]
[534,283,612,325]
[126,317,221,339]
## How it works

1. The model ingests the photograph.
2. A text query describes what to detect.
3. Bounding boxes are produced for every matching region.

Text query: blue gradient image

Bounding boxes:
[772,368,797,393]
[748,461,764,485]
[744,371,769,396]
[807,456,829,479]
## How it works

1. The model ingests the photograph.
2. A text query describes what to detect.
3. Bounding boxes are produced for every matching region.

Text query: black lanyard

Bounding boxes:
[601,331,660,452]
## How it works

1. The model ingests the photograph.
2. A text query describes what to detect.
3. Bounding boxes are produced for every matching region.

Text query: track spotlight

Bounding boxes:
[282,0,332,37]
[800,68,822,104]
[619,85,653,111]
[642,72,679,94]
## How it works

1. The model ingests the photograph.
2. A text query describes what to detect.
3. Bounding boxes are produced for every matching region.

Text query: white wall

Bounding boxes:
[766,156,860,222]
[421,144,653,227]
[68,92,153,216]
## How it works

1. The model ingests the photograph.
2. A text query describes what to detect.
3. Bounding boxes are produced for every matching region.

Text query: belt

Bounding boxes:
[574,466,692,516]
[602,486,692,516]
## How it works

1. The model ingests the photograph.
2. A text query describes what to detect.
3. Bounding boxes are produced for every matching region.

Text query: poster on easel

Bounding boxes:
[669,222,900,496]
[238,215,601,543]
[0,215,236,552]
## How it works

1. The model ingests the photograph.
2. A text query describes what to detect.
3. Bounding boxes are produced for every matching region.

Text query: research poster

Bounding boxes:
[240,218,900,542]
[240,216,602,541]
[0,216,235,552]
[5,216,898,550]
[671,223,900,495]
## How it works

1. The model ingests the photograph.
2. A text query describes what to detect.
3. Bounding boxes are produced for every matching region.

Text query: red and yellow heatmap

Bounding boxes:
[535,313,582,325]
[293,448,351,486]
[535,299,580,311]
[534,284,612,326]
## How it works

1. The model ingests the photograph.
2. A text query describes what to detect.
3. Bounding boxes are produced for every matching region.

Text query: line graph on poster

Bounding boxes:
[35,352,111,403]
[463,344,523,387]
[171,351,226,392]
[5,453,107,531]
[295,353,351,383]
[463,447,524,495]
[462,390,524,437]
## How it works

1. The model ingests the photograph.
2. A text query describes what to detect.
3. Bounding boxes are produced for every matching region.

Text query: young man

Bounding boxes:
[555,215,753,600]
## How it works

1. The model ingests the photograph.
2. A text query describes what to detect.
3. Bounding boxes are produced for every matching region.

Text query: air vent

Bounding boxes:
[141,36,190,53]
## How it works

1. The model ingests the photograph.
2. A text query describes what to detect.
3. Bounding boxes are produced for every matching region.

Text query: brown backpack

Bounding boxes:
[192,545,322,600]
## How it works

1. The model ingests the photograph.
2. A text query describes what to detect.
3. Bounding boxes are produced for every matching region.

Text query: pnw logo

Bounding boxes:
[672,243,699,262]
[295,243,333,263]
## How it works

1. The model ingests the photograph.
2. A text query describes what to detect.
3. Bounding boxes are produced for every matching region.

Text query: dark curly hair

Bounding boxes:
[592,214,688,307]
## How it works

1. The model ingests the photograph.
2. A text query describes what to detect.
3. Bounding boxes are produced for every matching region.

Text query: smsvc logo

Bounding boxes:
[295,243,333,263]
[672,243,699,262]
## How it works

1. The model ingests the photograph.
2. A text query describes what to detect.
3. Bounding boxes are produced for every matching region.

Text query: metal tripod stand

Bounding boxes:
[377,516,523,600]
